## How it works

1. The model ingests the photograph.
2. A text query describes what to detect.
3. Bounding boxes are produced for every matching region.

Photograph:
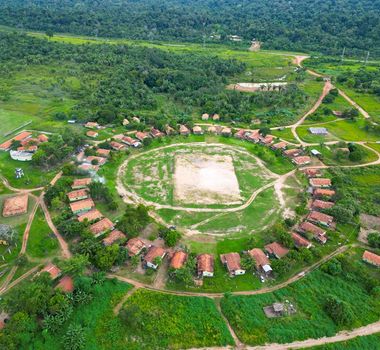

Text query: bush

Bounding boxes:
[368,232,380,248]
[324,295,355,326]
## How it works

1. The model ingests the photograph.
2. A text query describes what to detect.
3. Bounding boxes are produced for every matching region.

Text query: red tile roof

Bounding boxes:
[110,141,125,150]
[220,252,243,272]
[86,156,106,165]
[69,198,95,213]
[67,189,88,201]
[362,250,380,267]
[197,254,214,274]
[77,208,103,222]
[284,148,301,157]
[302,168,321,177]
[55,275,74,293]
[293,156,311,165]
[314,188,336,197]
[2,194,29,217]
[312,200,334,210]
[102,230,126,246]
[85,122,99,128]
[135,131,149,141]
[264,242,289,258]
[90,218,114,236]
[248,248,270,268]
[308,210,334,224]
[86,131,98,138]
[126,237,146,256]
[299,221,325,236]
[144,246,166,263]
[272,141,288,150]
[72,178,92,189]
[41,263,61,279]
[13,131,32,142]
[309,178,332,187]
[37,134,49,143]
[96,148,110,157]
[291,232,312,248]
[170,251,188,269]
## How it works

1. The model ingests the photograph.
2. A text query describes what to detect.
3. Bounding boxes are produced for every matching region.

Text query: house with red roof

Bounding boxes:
[220,253,245,276]
[170,251,188,269]
[197,254,214,277]
[264,242,289,259]
[362,250,380,267]
[144,246,166,269]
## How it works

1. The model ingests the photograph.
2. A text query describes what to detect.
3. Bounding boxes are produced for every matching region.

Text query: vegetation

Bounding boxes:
[120,289,234,349]
[221,250,380,345]
[0,1,379,56]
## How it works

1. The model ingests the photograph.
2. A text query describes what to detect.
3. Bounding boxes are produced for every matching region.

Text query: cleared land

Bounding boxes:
[174,153,241,205]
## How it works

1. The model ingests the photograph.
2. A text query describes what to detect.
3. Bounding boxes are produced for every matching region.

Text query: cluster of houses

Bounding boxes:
[76,146,111,174]
[0,131,49,161]
[235,129,312,166]
[294,169,336,245]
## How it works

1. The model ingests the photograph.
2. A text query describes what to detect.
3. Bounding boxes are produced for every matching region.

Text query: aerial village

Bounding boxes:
[2,112,378,290]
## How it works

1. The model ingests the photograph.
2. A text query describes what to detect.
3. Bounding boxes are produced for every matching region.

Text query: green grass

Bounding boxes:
[271,128,298,143]
[120,289,234,349]
[221,249,380,346]
[306,144,378,166]
[27,207,59,259]
[32,278,132,350]
[308,333,380,350]
[296,125,339,143]
[0,152,55,189]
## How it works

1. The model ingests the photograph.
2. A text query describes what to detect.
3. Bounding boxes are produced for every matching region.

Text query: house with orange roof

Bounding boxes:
[179,125,190,136]
[311,199,334,210]
[298,221,327,244]
[170,251,188,269]
[292,156,311,166]
[271,141,288,150]
[86,131,98,138]
[40,263,61,279]
[197,254,214,277]
[67,189,88,202]
[283,148,302,158]
[85,122,99,129]
[77,208,103,223]
[302,168,321,177]
[72,178,92,189]
[89,218,114,237]
[69,198,95,214]
[110,141,125,151]
[220,252,245,276]
[291,232,312,249]
[125,237,146,256]
[55,275,74,293]
[362,250,380,267]
[86,156,107,166]
[264,242,289,259]
[314,188,336,198]
[135,131,150,142]
[37,134,49,143]
[144,246,166,269]
[248,248,272,275]
[150,128,165,138]
[102,230,126,246]
[307,211,334,227]
[309,178,332,188]
[96,148,110,157]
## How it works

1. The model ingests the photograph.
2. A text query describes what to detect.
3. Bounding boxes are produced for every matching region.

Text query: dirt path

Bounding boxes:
[20,194,40,255]
[113,286,138,315]
[153,258,170,289]
[109,244,348,298]
[0,175,44,193]
[0,265,40,296]
[338,89,371,119]
[290,80,333,146]
[40,198,72,259]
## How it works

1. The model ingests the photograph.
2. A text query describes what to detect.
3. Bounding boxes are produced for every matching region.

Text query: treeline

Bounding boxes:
[0,0,379,57]
[0,32,309,125]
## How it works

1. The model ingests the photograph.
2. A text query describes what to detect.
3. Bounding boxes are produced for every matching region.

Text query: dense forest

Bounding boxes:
[0,0,379,57]
[0,32,310,125]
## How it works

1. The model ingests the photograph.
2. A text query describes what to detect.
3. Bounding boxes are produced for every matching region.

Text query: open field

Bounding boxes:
[308,333,380,350]
[26,207,59,259]
[220,249,380,346]
[120,289,234,349]
[123,143,277,208]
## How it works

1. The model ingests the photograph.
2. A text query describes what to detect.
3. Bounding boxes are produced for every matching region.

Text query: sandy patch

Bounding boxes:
[174,153,241,205]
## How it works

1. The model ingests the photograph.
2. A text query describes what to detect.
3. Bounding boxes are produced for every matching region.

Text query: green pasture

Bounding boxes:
[26,207,59,259]
[221,249,380,346]
[119,289,234,349]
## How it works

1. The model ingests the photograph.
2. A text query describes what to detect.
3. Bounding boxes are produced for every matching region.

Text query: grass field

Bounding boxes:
[0,152,55,189]
[306,144,378,166]
[27,207,59,259]
[220,249,380,346]
[120,289,234,349]
[308,333,380,350]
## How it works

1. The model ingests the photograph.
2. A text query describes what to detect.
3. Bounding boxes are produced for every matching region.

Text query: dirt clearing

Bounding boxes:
[174,153,242,205]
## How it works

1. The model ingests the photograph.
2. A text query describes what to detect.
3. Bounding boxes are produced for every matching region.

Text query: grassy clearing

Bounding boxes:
[120,289,234,349]
[271,128,298,143]
[221,249,380,346]
[306,144,378,166]
[27,207,59,259]
[0,152,55,189]
[0,223,25,265]
[296,125,339,143]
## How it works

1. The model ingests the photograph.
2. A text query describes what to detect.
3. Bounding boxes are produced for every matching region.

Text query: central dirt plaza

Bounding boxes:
[173,153,242,205]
